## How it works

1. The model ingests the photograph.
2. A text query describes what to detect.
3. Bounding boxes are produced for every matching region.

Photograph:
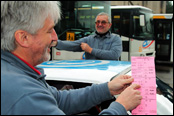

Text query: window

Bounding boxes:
[132,12,154,40]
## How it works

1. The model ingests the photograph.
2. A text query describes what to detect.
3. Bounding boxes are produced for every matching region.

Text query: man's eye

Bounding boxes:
[48,28,54,33]
[48,30,53,33]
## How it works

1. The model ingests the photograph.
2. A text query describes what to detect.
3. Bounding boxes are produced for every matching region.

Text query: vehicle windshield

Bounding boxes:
[132,12,154,40]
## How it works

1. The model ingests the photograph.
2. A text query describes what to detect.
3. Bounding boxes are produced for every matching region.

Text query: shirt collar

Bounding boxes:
[94,31,111,38]
[11,52,42,75]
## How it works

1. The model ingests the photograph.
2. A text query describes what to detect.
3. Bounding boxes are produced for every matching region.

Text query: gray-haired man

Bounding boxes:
[56,12,122,60]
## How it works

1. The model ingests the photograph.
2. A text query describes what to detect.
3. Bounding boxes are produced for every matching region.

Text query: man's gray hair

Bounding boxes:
[95,12,112,23]
[1,1,61,51]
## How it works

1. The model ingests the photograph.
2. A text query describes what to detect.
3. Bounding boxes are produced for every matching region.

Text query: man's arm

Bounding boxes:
[56,83,113,115]
[57,75,141,115]
[56,37,88,52]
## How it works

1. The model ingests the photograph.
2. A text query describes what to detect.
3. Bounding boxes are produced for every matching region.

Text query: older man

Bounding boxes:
[56,12,122,60]
[1,1,141,115]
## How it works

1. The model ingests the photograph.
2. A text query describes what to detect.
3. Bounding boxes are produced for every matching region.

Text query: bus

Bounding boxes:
[111,6,155,61]
[153,14,173,64]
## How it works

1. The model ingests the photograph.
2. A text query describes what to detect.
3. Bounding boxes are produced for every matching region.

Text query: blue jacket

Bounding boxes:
[56,32,122,60]
[1,50,127,115]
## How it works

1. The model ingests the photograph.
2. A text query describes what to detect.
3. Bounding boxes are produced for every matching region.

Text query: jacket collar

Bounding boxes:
[94,31,111,38]
[1,50,45,79]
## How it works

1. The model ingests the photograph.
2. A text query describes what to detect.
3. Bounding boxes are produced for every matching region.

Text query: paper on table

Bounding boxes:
[131,57,157,115]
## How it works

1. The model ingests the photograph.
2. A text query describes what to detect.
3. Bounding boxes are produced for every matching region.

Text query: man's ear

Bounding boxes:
[14,30,30,48]
[109,23,112,28]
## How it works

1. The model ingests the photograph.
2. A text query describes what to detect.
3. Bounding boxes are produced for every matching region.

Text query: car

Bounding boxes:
[37,59,173,115]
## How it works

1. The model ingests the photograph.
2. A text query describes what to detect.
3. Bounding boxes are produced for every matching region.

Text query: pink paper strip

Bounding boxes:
[131,57,157,115]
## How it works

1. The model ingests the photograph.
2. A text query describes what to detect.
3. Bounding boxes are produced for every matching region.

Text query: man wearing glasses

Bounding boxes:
[56,12,122,60]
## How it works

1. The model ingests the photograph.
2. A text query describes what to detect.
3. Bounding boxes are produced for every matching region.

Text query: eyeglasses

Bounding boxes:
[95,21,109,25]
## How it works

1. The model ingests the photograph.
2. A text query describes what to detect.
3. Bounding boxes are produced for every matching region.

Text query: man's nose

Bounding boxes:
[52,29,58,41]
[98,22,103,26]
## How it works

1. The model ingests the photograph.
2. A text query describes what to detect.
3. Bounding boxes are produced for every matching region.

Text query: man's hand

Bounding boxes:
[80,43,92,53]
[116,84,142,111]
[108,75,133,95]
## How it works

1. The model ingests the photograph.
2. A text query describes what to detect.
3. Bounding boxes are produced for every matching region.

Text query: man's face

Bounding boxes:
[30,17,58,65]
[95,15,112,34]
